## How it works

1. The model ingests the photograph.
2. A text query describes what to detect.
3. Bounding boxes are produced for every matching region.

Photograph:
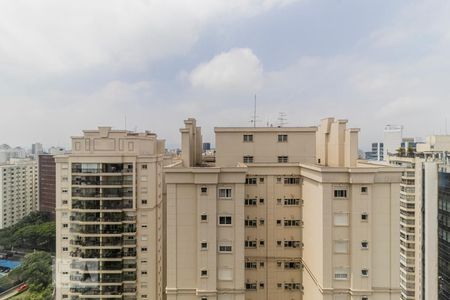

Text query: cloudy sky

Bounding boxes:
[1,0,449,150]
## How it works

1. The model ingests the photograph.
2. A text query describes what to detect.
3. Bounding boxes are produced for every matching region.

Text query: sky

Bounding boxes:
[1,0,450,150]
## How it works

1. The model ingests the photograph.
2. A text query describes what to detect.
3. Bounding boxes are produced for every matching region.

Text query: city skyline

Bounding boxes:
[1,0,450,148]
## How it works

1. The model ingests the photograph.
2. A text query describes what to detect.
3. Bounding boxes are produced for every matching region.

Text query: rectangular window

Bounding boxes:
[334,269,349,280]
[361,213,368,221]
[218,216,232,225]
[284,177,300,184]
[218,188,232,199]
[244,198,257,206]
[200,213,208,222]
[361,186,368,194]
[334,189,347,198]
[278,156,288,163]
[243,134,253,142]
[141,164,147,169]
[278,134,288,142]
[200,187,208,194]
[243,156,254,163]
[361,269,369,277]
[245,262,257,269]
[361,240,369,249]
[284,198,300,205]
[284,240,301,248]
[259,178,264,183]
[245,219,257,227]
[141,199,147,204]
[245,177,257,185]
[201,270,208,277]
[284,219,302,227]
[201,242,208,250]
[246,283,257,290]
[245,240,257,248]
[218,241,232,253]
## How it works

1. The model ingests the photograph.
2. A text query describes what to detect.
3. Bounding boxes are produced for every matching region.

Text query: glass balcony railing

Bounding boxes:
[72,163,133,174]
[72,200,100,210]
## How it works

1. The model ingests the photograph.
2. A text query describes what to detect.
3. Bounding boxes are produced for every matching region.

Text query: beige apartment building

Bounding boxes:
[165,117,401,300]
[55,127,166,300]
[0,158,38,229]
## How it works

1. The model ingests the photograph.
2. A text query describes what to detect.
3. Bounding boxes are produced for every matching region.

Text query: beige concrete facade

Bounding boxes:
[55,127,166,300]
[166,117,401,300]
[0,159,38,229]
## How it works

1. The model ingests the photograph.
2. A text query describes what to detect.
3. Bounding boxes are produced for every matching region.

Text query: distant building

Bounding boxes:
[31,143,43,157]
[0,159,38,229]
[38,154,56,218]
[384,124,403,159]
[202,142,211,151]
[48,146,66,155]
[388,135,450,300]
[365,142,384,161]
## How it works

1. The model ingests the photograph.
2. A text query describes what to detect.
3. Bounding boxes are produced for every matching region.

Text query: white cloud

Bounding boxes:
[0,0,300,75]
[188,48,263,92]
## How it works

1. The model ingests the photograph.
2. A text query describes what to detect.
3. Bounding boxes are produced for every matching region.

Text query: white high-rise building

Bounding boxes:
[383,125,403,159]
[0,159,39,229]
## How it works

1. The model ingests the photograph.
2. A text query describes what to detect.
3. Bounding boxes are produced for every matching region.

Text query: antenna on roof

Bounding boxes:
[250,94,258,127]
[277,112,287,127]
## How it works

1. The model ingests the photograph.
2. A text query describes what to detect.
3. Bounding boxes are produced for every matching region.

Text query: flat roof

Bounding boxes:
[214,126,317,133]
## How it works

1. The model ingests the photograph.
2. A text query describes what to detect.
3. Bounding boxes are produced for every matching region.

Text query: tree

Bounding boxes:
[14,252,52,292]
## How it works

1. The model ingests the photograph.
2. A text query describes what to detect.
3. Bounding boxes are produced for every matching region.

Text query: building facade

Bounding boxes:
[383,125,403,159]
[388,136,450,300]
[365,142,384,161]
[166,117,401,300]
[38,154,56,218]
[0,159,38,229]
[55,127,166,300]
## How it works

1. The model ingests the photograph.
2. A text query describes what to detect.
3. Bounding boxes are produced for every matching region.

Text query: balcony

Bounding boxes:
[71,163,133,174]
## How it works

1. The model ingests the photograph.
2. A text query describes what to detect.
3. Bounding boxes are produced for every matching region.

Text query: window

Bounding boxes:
[141,164,147,169]
[201,298,208,300]
[361,297,369,300]
[245,198,257,206]
[200,213,208,222]
[218,242,232,253]
[278,156,288,163]
[259,178,264,183]
[284,240,301,248]
[201,242,208,250]
[246,283,257,291]
[284,261,302,269]
[259,282,265,289]
[201,270,208,277]
[259,219,265,225]
[278,134,288,142]
[361,269,369,277]
[245,177,257,185]
[246,262,257,269]
[284,219,302,227]
[141,199,147,204]
[200,187,207,194]
[141,271,148,275]
[218,216,232,225]
[243,156,254,163]
[361,186,368,194]
[259,198,264,204]
[277,177,282,184]
[334,240,349,254]
[284,198,300,205]
[334,189,347,198]
[63,223,68,228]
[259,240,265,247]
[62,247,68,251]
[218,188,232,199]
[245,219,257,227]
[334,213,349,226]
[141,247,148,252]
[259,262,265,268]
[243,134,253,142]
[276,220,282,226]
[284,177,300,184]
[245,240,257,248]
[361,240,369,249]
[334,269,349,280]
[361,213,368,221]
